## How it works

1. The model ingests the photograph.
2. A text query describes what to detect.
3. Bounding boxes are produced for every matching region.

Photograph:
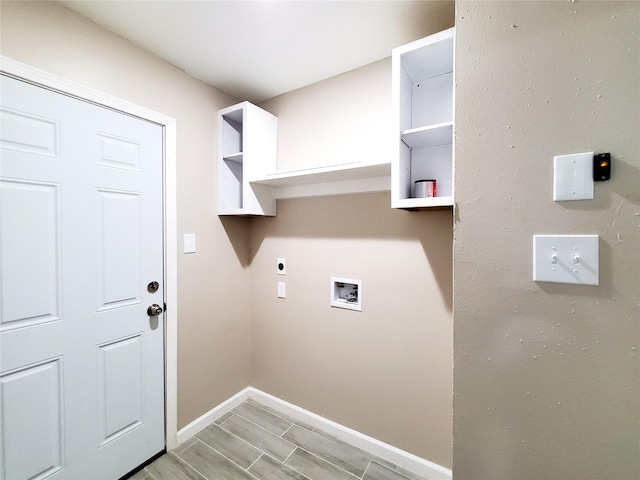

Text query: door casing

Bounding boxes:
[0,55,180,450]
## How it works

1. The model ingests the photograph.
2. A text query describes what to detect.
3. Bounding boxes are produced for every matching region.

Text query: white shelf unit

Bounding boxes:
[218,101,277,216]
[392,27,455,210]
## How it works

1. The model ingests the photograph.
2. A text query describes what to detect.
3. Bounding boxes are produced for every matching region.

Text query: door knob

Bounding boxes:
[147,304,163,316]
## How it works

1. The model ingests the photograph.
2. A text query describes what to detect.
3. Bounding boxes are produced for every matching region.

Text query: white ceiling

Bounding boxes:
[60,0,453,102]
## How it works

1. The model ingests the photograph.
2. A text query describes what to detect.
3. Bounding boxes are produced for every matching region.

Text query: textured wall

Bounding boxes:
[0,1,251,429]
[453,1,640,478]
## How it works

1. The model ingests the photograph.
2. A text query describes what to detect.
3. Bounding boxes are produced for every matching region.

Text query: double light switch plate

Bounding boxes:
[533,235,599,285]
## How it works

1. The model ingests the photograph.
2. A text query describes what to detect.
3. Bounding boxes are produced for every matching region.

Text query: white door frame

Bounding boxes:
[0,56,180,451]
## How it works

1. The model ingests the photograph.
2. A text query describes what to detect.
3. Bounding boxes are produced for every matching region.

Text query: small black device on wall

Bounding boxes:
[593,153,611,181]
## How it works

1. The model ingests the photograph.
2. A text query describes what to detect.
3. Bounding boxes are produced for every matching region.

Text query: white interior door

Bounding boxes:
[0,74,165,480]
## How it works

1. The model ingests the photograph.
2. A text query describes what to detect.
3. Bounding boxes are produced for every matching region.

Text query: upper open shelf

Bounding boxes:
[251,162,391,199]
[252,162,390,187]
[392,27,455,210]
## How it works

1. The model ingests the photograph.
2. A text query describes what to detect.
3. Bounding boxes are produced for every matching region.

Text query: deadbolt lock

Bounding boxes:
[147,281,159,293]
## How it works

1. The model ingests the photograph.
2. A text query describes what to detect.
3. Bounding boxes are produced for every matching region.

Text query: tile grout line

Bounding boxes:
[278,447,315,480]
[279,446,315,480]
[282,445,298,464]
[280,422,296,439]
[181,437,260,480]
[172,435,198,456]
[379,461,419,480]
[213,412,292,462]
[232,407,296,438]
[214,413,270,447]
[309,426,376,462]
[213,424,314,480]
[286,423,382,479]
[361,459,373,479]
[246,399,315,432]
[221,410,298,453]
[171,443,227,480]
[196,409,308,477]
[245,452,264,472]
[309,425,414,477]
[293,444,363,480]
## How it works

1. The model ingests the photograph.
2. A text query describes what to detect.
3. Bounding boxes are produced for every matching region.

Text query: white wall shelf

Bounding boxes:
[251,162,390,199]
[392,195,454,210]
[392,27,455,210]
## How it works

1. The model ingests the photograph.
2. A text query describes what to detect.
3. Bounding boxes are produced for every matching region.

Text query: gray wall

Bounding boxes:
[453,1,640,478]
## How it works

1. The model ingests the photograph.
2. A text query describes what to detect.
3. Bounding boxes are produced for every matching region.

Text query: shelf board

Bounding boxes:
[223,152,243,163]
[401,121,452,149]
[392,195,454,210]
[218,208,275,217]
[251,162,391,188]
[218,208,246,216]
[249,162,391,199]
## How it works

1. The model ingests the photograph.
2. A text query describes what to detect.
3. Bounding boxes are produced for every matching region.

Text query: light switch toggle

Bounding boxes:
[551,254,558,264]
[573,254,580,264]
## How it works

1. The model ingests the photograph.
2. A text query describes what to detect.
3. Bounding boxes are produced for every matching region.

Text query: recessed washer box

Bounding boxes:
[330,277,362,311]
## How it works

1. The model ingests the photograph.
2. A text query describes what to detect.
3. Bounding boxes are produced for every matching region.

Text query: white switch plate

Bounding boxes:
[183,233,196,254]
[533,235,599,285]
[553,152,594,201]
[277,282,286,298]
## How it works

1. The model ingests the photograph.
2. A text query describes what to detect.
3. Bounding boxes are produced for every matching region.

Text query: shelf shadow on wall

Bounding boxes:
[220,215,252,268]
[247,191,453,313]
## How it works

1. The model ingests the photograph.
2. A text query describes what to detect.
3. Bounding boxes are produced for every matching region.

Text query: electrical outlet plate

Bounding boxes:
[330,277,362,311]
[533,235,599,285]
[277,258,286,275]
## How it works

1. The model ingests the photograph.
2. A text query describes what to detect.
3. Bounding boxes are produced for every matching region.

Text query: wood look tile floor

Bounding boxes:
[127,399,430,480]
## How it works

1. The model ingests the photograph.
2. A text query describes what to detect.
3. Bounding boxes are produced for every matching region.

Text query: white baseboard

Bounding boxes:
[175,388,251,445]
[175,387,452,480]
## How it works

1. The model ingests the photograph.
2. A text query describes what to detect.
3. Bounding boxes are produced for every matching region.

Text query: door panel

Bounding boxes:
[0,180,60,330]
[0,74,165,480]
[96,190,142,311]
[0,108,59,158]
[95,132,142,171]
[0,358,64,480]
[97,334,143,445]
